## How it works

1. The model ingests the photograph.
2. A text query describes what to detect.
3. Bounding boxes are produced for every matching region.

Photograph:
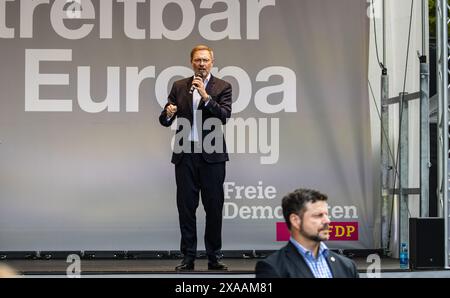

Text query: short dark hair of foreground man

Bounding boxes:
[255,188,359,278]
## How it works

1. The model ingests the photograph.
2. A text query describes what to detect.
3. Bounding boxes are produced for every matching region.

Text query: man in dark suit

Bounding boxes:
[159,45,232,271]
[255,189,359,278]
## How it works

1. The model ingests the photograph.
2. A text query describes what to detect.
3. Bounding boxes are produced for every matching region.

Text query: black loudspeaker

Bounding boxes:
[409,218,444,269]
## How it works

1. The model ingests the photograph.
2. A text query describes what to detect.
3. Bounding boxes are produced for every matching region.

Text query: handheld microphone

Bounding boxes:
[189,73,204,94]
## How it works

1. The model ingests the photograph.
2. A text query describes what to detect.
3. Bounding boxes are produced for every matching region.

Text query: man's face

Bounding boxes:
[191,49,213,78]
[298,201,331,242]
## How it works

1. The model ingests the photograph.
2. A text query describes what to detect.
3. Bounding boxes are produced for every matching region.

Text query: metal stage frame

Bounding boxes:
[380,0,449,269]
[436,0,450,269]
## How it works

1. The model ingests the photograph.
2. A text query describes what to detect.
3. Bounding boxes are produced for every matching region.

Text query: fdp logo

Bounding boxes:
[328,222,358,241]
[276,222,358,241]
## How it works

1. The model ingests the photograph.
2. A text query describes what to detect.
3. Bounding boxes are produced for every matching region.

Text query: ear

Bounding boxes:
[289,213,301,230]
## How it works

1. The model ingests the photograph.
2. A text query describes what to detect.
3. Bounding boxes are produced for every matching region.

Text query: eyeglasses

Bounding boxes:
[192,58,211,64]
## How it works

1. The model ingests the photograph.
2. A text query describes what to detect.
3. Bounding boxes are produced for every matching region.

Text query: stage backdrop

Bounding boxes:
[0,0,373,251]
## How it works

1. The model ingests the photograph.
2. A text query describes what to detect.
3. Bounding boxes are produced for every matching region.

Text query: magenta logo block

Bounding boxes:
[276,222,290,241]
[276,222,358,241]
[328,222,358,241]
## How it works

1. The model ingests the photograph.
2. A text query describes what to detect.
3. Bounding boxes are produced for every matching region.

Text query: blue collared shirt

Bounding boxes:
[289,237,333,278]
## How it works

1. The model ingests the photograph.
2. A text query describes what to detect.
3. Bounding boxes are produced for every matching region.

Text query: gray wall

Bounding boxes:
[0,0,373,250]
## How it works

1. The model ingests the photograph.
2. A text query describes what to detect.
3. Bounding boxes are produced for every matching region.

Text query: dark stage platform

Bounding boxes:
[3,257,403,276]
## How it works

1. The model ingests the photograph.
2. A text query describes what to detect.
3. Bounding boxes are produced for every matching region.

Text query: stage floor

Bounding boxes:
[1,257,427,276]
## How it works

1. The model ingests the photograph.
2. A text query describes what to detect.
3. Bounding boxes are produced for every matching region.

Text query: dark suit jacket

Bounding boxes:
[159,75,232,165]
[255,242,359,278]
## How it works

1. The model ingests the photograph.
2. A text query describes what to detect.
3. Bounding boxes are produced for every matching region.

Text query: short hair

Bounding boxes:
[282,188,328,230]
[190,45,214,62]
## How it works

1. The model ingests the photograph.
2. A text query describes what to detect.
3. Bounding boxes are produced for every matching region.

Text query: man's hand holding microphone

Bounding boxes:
[190,72,209,101]
[166,71,209,119]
